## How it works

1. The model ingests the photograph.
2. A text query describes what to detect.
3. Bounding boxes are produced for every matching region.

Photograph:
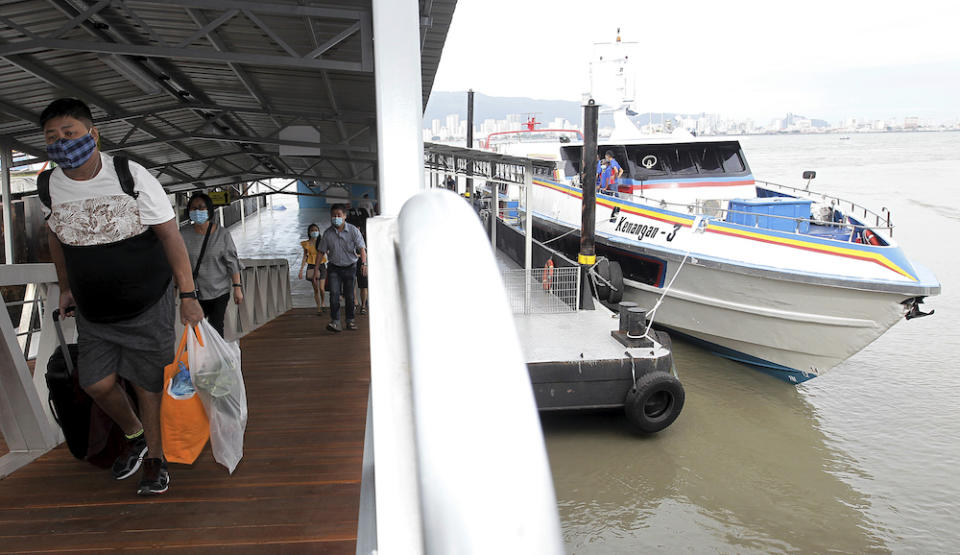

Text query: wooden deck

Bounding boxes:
[0,308,370,553]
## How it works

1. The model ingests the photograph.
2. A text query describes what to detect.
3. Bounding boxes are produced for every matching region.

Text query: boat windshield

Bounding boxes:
[559,141,749,180]
[626,143,748,178]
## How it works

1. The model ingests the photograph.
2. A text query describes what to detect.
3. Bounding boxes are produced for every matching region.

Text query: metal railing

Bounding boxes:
[359,189,564,554]
[611,187,893,241]
[0,259,292,479]
[0,264,65,478]
[756,179,893,235]
[501,267,579,314]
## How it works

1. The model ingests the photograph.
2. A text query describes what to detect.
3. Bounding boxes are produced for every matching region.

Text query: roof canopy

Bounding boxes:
[0,0,455,193]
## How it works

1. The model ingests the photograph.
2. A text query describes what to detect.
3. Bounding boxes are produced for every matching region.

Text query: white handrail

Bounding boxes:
[396,190,563,553]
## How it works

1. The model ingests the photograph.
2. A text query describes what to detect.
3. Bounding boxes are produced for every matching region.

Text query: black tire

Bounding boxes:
[624,372,684,434]
[607,261,624,304]
[595,259,611,301]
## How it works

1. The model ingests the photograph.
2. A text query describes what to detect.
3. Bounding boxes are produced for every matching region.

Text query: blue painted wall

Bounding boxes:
[297,181,377,209]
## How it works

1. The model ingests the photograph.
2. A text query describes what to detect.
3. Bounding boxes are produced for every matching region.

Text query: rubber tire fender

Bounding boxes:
[595,259,611,301]
[607,261,624,304]
[624,371,684,434]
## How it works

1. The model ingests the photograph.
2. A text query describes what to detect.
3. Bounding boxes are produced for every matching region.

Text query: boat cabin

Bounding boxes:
[559,140,757,204]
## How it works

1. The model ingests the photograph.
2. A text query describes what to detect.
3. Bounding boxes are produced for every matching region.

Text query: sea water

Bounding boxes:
[544,131,960,553]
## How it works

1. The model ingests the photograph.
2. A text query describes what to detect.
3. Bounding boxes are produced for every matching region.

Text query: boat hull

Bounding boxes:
[528,179,937,382]
[620,263,907,383]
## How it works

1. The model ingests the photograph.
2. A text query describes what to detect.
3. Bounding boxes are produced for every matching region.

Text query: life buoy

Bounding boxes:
[542,259,555,290]
[862,229,881,246]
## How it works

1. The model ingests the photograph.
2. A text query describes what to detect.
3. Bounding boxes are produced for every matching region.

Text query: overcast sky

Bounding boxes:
[430,0,960,123]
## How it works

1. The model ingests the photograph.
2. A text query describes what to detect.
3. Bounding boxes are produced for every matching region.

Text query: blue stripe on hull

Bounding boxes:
[658,326,818,384]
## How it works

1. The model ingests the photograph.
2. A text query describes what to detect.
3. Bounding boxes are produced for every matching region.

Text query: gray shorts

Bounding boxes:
[76,284,176,393]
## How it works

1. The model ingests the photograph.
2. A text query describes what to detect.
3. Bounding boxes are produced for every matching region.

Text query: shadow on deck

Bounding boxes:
[0,308,369,553]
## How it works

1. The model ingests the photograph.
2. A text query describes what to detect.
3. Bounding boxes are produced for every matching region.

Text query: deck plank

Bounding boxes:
[0,308,369,553]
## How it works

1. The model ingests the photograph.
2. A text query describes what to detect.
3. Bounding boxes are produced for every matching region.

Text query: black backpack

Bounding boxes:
[37,154,138,217]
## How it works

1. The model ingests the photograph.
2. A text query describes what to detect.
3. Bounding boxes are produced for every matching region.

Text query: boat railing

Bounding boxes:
[612,189,894,241]
[754,179,894,236]
[358,189,564,554]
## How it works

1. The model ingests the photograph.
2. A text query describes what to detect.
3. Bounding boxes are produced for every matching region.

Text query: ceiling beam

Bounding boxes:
[112,133,375,153]
[0,39,368,72]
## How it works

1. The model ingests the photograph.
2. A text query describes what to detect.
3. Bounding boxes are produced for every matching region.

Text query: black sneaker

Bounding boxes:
[327,320,342,332]
[137,458,170,495]
[346,320,358,330]
[112,434,148,480]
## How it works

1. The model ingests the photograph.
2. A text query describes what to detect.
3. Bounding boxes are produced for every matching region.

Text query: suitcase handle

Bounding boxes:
[51,307,77,377]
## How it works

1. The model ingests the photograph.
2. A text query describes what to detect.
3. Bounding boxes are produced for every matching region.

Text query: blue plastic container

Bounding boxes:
[726,197,813,233]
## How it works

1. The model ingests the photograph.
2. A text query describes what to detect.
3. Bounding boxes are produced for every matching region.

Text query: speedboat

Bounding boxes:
[523,134,940,382]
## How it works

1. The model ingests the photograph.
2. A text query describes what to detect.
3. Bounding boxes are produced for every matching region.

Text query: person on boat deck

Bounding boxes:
[40,97,204,496]
[600,150,623,192]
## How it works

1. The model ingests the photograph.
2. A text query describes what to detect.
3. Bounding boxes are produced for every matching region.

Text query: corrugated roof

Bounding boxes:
[0,0,456,193]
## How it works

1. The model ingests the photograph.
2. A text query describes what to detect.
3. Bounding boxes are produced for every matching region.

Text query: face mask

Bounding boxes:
[332,217,344,227]
[190,210,209,224]
[46,133,97,169]
[309,231,319,239]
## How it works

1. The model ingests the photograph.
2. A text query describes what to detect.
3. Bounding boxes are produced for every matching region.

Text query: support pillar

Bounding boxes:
[1,146,14,264]
[372,0,424,216]
[579,100,599,310]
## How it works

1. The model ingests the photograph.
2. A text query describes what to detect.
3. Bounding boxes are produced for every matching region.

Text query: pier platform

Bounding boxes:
[0,308,369,553]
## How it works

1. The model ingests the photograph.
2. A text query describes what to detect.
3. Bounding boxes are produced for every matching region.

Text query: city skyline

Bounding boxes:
[423,109,956,144]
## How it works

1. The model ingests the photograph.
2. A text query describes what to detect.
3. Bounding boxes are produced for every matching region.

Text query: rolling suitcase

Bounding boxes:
[45,308,126,468]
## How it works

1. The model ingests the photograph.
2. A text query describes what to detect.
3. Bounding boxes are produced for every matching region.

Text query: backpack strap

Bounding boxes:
[37,169,54,220]
[112,154,139,200]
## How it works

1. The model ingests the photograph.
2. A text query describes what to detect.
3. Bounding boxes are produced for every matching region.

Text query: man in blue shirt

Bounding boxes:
[600,150,623,193]
[313,204,367,332]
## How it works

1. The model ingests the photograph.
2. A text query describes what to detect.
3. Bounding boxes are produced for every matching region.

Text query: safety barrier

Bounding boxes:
[223,258,293,342]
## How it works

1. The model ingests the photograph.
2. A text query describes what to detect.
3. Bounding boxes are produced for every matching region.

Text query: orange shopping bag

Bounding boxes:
[161,327,210,464]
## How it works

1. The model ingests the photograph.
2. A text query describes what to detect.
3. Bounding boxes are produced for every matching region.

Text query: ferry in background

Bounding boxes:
[481,33,941,383]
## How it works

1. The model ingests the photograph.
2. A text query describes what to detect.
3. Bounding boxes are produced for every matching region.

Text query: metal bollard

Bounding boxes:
[618,301,638,332]
[627,307,647,336]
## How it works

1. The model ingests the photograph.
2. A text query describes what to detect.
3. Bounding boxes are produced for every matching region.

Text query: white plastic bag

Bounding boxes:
[187,319,247,474]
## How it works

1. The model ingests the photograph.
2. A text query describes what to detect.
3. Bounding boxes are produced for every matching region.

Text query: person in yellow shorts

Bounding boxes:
[298,223,327,313]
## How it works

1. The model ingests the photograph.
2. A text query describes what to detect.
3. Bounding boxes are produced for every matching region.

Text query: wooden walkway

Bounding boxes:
[0,308,370,553]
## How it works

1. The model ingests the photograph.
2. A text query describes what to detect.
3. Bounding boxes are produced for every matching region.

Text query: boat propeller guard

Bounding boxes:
[903,296,934,320]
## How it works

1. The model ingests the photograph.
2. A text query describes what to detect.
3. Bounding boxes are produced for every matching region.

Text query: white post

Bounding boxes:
[239,183,246,231]
[256,181,262,224]
[490,187,497,250]
[1,147,14,265]
[524,162,533,312]
[218,206,225,227]
[372,0,424,216]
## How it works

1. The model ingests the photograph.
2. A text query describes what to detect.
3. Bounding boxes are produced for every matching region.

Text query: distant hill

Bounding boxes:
[424,91,587,126]
[425,91,701,129]
[425,91,830,130]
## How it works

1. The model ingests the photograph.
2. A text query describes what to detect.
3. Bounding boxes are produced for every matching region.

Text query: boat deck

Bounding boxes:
[0,308,369,553]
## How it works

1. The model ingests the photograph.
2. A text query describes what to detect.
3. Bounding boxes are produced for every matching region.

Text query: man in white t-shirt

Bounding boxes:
[40,98,204,496]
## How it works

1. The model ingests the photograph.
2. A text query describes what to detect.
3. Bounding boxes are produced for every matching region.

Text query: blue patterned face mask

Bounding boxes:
[332,217,344,227]
[46,133,97,169]
[190,210,209,224]
[309,231,319,239]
